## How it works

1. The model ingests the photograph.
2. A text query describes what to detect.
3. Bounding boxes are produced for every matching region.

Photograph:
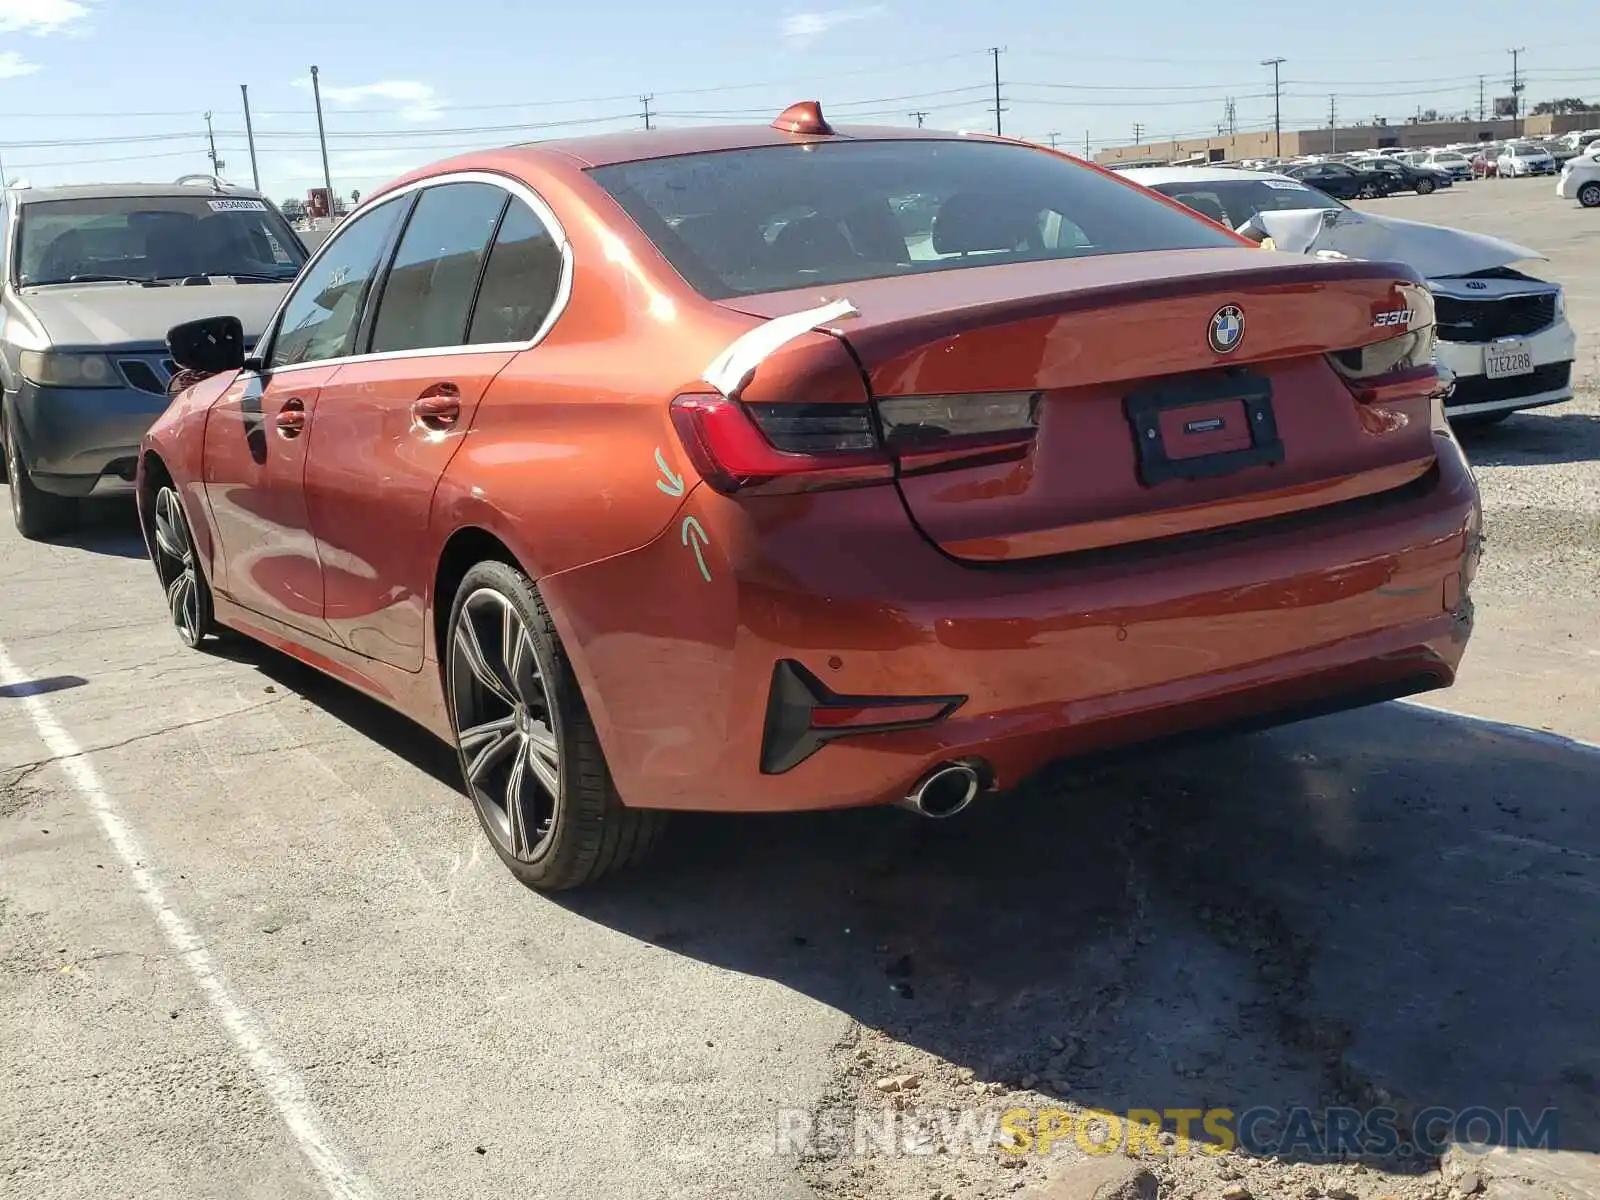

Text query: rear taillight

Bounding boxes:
[877,391,1041,469]
[669,394,891,496]
[1326,327,1443,405]
[670,387,1046,496]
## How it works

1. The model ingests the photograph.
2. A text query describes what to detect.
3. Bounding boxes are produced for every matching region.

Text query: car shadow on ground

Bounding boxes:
[558,704,1600,1168]
[234,640,1600,1169]
[47,498,147,559]
[1456,410,1600,467]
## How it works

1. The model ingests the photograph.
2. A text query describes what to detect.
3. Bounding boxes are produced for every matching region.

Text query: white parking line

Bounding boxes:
[0,641,377,1200]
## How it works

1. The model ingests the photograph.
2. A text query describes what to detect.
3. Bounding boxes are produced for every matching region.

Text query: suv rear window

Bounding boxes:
[588,139,1239,300]
[15,194,306,287]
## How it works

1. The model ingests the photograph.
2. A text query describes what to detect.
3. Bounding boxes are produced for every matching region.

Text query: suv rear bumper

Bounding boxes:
[539,426,1482,815]
[7,380,166,496]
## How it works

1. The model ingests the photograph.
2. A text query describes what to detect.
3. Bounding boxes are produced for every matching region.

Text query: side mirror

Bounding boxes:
[167,315,245,375]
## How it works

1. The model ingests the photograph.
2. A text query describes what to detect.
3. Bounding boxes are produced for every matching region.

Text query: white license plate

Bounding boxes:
[1484,342,1534,379]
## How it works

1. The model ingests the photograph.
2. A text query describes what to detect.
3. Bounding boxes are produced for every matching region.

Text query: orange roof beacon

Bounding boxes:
[139,103,1481,890]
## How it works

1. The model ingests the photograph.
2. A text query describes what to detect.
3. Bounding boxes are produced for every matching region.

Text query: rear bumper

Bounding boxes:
[7,380,166,496]
[540,431,1482,814]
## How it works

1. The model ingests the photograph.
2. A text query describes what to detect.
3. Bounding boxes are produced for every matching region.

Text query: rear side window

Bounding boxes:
[467,197,564,345]
[588,139,1237,300]
[369,181,507,354]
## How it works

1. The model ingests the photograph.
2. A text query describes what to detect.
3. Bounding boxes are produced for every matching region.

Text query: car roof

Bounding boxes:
[9,180,271,206]
[504,121,1001,169]
[1114,165,1292,187]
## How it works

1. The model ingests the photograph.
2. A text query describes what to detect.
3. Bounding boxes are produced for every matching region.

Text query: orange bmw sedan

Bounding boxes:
[139,104,1482,890]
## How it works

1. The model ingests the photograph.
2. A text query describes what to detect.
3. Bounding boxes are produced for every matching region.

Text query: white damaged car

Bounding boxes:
[1119,166,1576,424]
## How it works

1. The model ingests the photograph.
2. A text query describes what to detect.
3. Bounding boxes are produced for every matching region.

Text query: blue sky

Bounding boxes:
[1,0,1596,201]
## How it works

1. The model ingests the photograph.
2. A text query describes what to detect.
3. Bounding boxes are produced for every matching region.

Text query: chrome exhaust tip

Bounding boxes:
[898,762,981,819]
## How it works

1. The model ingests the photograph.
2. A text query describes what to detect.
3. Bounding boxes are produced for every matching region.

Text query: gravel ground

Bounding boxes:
[2,178,1597,1200]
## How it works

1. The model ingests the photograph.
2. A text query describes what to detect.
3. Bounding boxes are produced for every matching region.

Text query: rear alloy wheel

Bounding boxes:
[445,560,664,890]
[151,484,218,647]
[1579,182,1600,209]
[4,414,77,539]
[1416,176,1436,195]
[1359,182,1380,199]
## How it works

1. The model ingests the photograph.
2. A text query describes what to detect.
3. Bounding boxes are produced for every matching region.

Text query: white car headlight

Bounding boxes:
[1554,288,1566,320]
[18,350,121,389]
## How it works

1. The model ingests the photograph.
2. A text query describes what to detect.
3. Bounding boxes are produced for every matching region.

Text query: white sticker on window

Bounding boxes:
[208,198,269,212]
[1263,181,1310,190]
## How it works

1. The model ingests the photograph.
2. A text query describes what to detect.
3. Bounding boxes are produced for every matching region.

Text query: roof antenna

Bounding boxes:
[772,101,834,136]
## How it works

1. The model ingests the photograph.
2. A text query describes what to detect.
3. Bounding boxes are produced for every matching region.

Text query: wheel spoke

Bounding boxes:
[504,743,530,857]
[454,613,517,707]
[460,713,515,754]
[465,724,520,785]
[526,723,560,796]
[153,491,188,562]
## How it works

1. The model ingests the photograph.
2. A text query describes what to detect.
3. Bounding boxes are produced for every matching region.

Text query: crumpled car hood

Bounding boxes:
[1248,207,1545,279]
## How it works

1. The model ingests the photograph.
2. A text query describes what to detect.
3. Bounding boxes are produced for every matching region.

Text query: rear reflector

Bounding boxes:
[761,659,965,774]
[877,391,1041,452]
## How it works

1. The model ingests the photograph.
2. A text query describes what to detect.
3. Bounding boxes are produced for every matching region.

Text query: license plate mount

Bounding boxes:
[1484,340,1534,380]
[1123,372,1284,486]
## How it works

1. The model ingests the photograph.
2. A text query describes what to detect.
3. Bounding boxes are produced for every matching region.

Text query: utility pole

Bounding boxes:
[1261,57,1286,157]
[908,110,928,128]
[1226,97,1237,136]
[240,84,260,191]
[1478,75,1486,121]
[1329,94,1337,153]
[310,65,334,204]
[1083,130,1090,158]
[203,111,225,176]
[988,46,1006,136]
[1045,131,1059,147]
[641,95,654,130]
[1508,47,1525,120]
[1133,122,1144,144]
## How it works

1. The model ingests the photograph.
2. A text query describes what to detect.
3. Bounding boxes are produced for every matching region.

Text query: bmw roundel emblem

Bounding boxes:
[1208,305,1245,355]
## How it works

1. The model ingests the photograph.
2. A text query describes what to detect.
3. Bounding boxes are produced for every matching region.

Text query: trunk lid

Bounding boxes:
[719,248,1441,562]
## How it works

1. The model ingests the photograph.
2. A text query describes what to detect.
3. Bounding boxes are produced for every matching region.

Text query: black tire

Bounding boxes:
[4,410,77,539]
[444,559,665,890]
[1416,176,1436,195]
[1579,182,1600,209]
[149,482,221,647]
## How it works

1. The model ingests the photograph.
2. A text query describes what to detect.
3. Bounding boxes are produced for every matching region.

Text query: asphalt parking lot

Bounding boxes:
[3,179,1598,1200]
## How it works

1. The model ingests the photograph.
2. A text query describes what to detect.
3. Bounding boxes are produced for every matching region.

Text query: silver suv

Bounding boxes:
[1,175,308,538]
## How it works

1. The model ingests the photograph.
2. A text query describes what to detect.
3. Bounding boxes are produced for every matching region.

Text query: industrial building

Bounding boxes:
[1092,110,1600,167]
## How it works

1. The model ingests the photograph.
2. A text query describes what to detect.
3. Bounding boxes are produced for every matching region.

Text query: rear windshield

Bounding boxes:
[1145,177,1344,230]
[15,194,306,287]
[588,139,1239,300]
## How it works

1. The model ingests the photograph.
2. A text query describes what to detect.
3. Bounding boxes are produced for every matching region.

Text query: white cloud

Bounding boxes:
[0,0,93,35]
[292,77,444,123]
[782,5,885,44]
[0,50,40,76]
